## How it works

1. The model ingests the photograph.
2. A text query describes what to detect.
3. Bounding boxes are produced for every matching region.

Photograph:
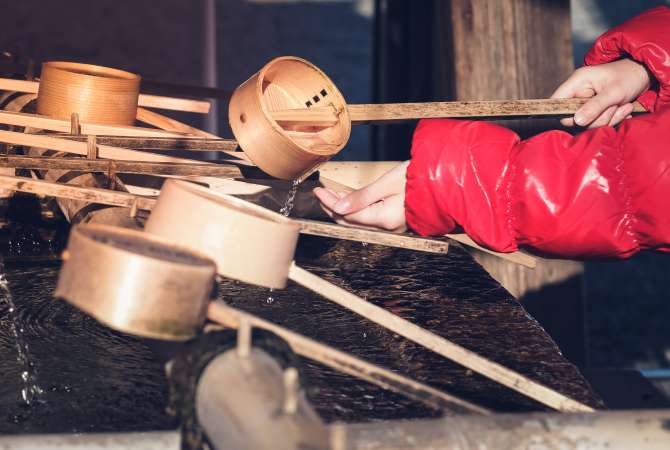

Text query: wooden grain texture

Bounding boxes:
[0,109,183,137]
[136,107,219,138]
[0,77,211,114]
[438,0,573,101]
[288,263,593,413]
[37,62,140,126]
[0,174,156,210]
[296,219,449,254]
[52,135,239,152]
[447,234,536,269]
[436,0,587,365]
[0,155,242,178]
[272,99,646,125]
[207,301,490,415]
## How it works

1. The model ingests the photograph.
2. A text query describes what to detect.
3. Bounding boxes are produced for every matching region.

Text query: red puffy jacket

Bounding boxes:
[405,6,670,259]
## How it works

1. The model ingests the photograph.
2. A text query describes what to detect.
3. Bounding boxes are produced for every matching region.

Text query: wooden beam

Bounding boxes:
[0,174,156,211]
[288,263,593,412]
[0,77,211,114]
[271,99,646,125]
[136,107,219,138]
[296,218,449,254]
[446,234,536,269]
[0,109,183,138]
[50,135,239,152]
[0,155,242,178]
[207,301,490,415]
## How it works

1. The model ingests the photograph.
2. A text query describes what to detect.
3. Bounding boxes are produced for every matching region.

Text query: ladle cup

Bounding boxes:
[144,179,593,413]
[54,223,484,413]
[55,224,216,340]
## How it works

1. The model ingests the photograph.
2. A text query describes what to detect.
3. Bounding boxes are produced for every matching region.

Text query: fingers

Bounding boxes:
[586,104,618,129]
[336,194,407,232]
[608,103,634,127]
[331,161,409,215]
[313,187,341,212]
[574,88,625,127]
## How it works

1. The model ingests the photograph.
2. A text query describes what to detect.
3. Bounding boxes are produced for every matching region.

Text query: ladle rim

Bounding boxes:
[254,55,350,157]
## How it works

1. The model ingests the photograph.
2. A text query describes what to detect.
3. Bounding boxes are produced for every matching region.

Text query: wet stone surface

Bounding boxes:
[0,200,602,433]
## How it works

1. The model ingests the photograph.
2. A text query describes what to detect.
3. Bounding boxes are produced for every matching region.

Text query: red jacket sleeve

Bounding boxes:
[584,5,670,112]
[405,7,670,259]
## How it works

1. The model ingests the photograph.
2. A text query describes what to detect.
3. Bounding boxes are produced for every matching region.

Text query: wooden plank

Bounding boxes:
[136,107,219,138]
[288,263,594,413]
[207,301,490,415]
[446,234,536,269]
[0,110,183,138]
[0,174,156,211]
[49,135,239,152]
[0,155,242,178]
[272,99,646,125]
[296,218,449,254]
[440,0,587,366]
[0,77,211,114]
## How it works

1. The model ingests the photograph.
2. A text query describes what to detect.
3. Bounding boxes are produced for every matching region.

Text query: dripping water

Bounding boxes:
[265,179,301,305]
[0,263,44,405]
[279,179,301,217]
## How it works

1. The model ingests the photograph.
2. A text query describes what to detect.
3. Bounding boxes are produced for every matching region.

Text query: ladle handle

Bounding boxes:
[272,98,647,125]
[206,301,489,414]
[286,262,593,413]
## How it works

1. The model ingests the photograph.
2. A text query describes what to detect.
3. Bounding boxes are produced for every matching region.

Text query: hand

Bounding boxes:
[313,161,409,232]
[551,58,651,128]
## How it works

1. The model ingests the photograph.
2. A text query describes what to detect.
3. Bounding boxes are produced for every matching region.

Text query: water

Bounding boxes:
[0,267,43,406]
[266,179,301,304]
[0,196,603,432]
[279,179,301,217]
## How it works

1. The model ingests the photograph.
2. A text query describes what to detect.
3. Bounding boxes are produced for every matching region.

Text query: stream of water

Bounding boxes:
[0,264,43,406]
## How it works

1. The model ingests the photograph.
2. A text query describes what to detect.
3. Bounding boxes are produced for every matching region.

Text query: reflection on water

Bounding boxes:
[0,196,602,433]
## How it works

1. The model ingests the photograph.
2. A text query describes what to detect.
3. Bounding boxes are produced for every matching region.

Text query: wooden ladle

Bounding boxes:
[229,56,647,180]
[144,179,593,412]
[55,223,486,414]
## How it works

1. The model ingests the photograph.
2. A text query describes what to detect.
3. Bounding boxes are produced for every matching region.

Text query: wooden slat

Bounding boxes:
[207,301,490,415]
[288,263,593,413]
[0,155,242,178]
[136,107,219,138]
[0,174,156,210]
[0,77,211,114]
[137,94,210,114]
[296,218,449,254]
[0,110,183,138]
[272,99,646,125]
[50,135,239,152]
[446,234,536,269]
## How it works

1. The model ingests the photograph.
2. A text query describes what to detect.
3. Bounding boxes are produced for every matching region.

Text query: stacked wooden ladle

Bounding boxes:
[55,179,594,413]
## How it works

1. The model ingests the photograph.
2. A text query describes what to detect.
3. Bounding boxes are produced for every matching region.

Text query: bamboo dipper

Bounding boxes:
[55,223,487,414]
[229,56,647,180]
[144,179,593,412]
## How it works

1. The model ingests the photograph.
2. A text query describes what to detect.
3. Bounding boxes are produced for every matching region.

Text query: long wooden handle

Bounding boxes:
[0,155,242,178]
[206,301,489,414]
[272,98,648,125]
[287,263,593,412]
